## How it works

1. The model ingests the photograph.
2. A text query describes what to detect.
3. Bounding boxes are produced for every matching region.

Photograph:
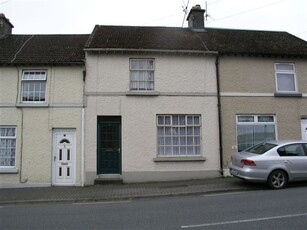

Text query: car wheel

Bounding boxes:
[267,170,288,189]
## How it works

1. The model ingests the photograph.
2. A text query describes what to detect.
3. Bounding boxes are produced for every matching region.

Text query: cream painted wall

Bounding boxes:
[84,53,220,183]
[0,66,84,188]
[85,54,217,94]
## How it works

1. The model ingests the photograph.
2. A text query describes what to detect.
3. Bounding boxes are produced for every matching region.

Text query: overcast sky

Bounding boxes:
[1,0,306,41]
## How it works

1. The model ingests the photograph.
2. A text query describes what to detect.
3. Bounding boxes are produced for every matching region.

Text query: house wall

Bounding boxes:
[0,66,84,188]
[84,53,220,184]
[219,56,307,171]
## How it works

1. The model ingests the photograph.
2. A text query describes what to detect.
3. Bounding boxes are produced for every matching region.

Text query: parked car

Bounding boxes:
[229,140,307,189]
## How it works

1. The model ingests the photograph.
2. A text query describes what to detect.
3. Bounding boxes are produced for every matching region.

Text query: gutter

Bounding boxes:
[215,55,224,176]
[84,48,218,56]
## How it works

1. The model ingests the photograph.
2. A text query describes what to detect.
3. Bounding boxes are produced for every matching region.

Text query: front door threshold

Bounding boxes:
[95,177,123,185]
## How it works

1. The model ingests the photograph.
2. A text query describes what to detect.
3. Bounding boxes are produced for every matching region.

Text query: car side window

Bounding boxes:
[277,144,306,157]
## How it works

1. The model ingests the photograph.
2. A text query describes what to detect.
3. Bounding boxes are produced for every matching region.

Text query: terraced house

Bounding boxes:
[1,5,307,187]
[83,6,221,184]
[216,29,307,175]
[0,13,88,188]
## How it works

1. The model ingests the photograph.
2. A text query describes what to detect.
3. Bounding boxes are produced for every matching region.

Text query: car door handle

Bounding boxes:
[284,160,291,164]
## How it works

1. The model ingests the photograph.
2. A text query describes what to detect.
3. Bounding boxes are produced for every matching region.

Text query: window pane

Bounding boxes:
[277,73,295,91]
[237,124,276,152]
[194,116,200,125]
[157,116,164,125]
[165,116,171,125]
[258,116,274,122]
[179,116,185,125]
[130,60,138,69]
[237,125,254,151]
[238,116,254,122]
[276,64,294,71]
[187,116,193,125]
[139,60,146,69]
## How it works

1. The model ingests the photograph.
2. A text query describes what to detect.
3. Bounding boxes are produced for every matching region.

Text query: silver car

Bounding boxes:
[229,140,307,189]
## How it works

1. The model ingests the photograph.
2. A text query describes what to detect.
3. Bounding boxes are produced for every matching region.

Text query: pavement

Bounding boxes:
[0,177,265,205]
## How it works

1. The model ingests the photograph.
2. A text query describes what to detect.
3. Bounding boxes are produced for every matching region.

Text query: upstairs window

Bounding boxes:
[21,70,47,102]
[130,59,154,90]
[275,63,297,93]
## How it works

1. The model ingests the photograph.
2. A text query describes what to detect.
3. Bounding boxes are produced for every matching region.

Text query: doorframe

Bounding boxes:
[301,118,307,140]
[97,116,122,175]
[52,128,76,186]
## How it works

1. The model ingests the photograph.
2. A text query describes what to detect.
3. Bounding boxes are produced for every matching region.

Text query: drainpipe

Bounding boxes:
[215,55,224,176]
[81,108,85,186]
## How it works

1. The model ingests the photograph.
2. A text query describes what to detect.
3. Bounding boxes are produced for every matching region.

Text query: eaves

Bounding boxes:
[84,48,218,56]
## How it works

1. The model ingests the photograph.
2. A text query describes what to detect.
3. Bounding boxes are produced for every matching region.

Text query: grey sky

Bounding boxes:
[1,0,306,41]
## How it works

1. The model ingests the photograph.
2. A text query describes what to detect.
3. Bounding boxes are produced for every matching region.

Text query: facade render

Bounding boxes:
[2,4,307,187]
[216,30,307,174]
[83,7,222,184]
[0,14,89,188]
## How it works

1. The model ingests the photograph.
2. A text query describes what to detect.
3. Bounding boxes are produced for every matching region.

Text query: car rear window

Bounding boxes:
[245,143,277,155]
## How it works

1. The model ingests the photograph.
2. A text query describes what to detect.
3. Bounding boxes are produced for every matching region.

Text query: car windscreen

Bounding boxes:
[244,143,277,155]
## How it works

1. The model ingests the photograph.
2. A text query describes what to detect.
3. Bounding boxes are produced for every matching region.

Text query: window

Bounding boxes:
[157,115,201,156]
[275,63,297,93]
[21,70,47,102]
[130,59,154,90]
[0,127,16,168]
[237,115,276,151]
[277,144,306,157]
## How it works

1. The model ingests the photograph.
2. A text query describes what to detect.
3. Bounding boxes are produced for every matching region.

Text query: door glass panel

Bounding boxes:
[59,149,62,161]
[67,149,70,161]
[59,167,62,177]
[67,167,70,177]
[60,139,70,144]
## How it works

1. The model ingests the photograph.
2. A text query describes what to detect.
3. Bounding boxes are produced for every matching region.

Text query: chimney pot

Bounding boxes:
[187,4,205,31]
[0,13,14,37]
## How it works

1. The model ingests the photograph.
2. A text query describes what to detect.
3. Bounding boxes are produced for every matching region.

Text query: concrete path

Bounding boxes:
[0,177,264,205]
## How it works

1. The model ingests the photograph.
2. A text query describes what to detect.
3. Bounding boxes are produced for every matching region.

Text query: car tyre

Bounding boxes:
[267,170,288,189]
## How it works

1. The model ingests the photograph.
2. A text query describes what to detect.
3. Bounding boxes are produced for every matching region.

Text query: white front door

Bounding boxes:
[301,119,307,141]
[52,129,76,186]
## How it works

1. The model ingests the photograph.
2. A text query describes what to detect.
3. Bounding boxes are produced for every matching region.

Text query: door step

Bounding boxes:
[94,178,123,185]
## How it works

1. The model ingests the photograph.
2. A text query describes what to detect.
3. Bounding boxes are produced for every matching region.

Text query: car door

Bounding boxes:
[277,143,307,180]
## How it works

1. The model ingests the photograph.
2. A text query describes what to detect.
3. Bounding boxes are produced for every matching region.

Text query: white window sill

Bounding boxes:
[0,168,19,174]
[126,91,159,96]
[16,103,49,108]
[154,156,206,162]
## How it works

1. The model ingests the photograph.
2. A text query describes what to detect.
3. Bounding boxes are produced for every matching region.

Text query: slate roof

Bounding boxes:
[85,25,307,57]
[0,34,89,65]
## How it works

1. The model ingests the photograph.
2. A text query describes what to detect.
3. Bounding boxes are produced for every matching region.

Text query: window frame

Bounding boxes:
[129,59,155,91]
[274,63,298,93]
[21,70,47,103]
[0,126,17,169]
[236,115,277,152]
[157,114,202,157]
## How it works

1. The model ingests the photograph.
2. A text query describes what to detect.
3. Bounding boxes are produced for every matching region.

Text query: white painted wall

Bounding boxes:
[85,53,220,183]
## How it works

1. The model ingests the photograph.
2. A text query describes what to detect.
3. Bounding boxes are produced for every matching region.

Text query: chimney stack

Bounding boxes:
[0,13,14,37]
[187,5,205,31]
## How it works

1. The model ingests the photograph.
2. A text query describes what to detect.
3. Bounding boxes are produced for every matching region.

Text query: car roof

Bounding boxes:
[265,140,307,145]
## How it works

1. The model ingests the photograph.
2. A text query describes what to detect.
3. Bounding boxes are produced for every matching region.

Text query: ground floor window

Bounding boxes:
[157,115,201,156]
[237,115,276,151]
[0,127,16,167]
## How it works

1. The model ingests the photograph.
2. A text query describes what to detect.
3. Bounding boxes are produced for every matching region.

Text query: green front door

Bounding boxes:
[97,116,121,174]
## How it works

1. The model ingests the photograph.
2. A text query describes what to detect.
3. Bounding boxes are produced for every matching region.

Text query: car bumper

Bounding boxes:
[229,163,269,183]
